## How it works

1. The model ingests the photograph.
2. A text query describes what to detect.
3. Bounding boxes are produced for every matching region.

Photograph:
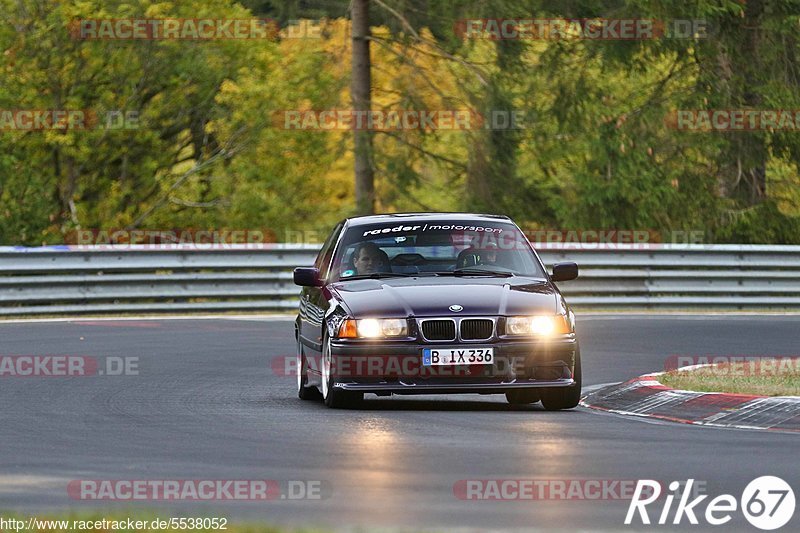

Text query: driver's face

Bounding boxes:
[354,249,382,274]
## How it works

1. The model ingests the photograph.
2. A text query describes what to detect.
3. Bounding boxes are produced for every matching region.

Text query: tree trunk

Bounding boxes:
[719,0,767,206]
[351,0,375,215]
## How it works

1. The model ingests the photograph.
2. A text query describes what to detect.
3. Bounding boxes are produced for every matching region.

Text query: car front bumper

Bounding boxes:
[328,336,578,395]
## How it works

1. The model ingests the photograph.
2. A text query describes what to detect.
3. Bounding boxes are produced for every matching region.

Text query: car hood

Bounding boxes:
[329,276,561,318]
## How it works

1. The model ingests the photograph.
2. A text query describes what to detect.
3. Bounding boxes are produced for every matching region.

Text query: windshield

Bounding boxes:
[330,220,545,281]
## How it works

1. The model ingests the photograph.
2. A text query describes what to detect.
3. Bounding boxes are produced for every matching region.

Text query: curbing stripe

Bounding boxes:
[581,373,800,433]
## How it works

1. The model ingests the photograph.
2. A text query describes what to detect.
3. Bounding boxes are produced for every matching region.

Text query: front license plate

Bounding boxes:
[422,347,494,366]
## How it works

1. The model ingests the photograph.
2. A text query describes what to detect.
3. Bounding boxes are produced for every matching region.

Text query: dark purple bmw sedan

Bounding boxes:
[293,213,581,409]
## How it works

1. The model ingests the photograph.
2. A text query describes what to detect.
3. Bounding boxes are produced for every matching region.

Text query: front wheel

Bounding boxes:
[321,335,362,409]
[540,346,582,411]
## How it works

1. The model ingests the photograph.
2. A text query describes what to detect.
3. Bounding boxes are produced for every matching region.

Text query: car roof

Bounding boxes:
[343,212,512,227]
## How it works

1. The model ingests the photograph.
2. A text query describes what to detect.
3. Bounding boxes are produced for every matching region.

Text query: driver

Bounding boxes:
[479,242,498,265]
[352,242,388,275]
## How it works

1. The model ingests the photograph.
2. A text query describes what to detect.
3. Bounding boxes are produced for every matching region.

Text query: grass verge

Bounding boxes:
[659,358,800,396]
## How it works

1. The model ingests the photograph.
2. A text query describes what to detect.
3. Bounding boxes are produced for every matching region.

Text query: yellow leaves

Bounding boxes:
[144,2,178,19]
[42,129,77,147]
[767,157,800,216]
[219,78,240,95]
[202,17,355,228]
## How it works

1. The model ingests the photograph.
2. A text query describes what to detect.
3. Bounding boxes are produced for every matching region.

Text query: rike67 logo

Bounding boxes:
[626,477,795,530]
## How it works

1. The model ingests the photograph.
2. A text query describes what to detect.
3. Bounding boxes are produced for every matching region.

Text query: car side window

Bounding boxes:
[315,222,344,280]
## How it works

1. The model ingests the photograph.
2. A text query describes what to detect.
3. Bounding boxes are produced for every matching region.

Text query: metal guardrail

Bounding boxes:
[1,244,799,315]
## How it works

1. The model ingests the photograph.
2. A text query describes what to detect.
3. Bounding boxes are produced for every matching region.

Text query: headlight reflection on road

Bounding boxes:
[343,418,398,474]
[339,419,408,520]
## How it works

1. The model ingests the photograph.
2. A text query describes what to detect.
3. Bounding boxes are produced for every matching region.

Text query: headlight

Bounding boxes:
[337,318,408,338]
[357,318,382,337]
[505,315,571,336]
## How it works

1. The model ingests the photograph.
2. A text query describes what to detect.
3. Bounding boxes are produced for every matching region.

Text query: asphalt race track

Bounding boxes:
[1,315,798,531]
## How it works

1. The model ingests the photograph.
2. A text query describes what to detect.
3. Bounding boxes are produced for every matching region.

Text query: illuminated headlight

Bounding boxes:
[338,318,408,338]
[356,318,382,337]
[505,315,571,336]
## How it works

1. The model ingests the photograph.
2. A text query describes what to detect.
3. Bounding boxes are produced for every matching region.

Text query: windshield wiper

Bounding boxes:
[436,269,514,277]
[339,272,418,281]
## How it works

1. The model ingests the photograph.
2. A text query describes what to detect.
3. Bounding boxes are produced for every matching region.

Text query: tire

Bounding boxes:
[297,338,322,401]
[540,345,582,411]
[505,390,540,405]
[321,335,363,409]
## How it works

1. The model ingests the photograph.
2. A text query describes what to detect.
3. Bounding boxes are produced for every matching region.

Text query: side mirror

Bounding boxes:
[551,262,578,282]
[293,267,322,287]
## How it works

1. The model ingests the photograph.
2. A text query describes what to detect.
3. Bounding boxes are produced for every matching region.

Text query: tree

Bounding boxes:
[351,0,375,215]
[0,0,264,243]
